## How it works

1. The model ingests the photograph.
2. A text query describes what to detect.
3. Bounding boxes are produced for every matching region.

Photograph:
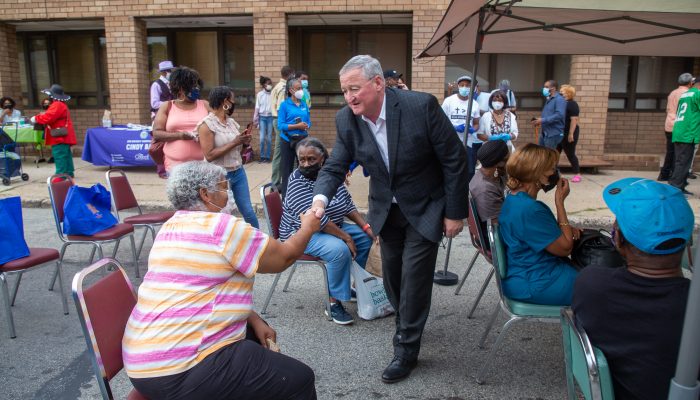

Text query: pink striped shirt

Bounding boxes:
[122,211,269,378]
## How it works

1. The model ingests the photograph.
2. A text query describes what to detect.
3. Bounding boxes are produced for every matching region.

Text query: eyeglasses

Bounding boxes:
[209,180,230,193]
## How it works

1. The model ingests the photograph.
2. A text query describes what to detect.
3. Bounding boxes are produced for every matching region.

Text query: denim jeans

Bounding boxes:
[539,134,564,149]
[258,116,273,160]
[304,223,372,301]
[467,142,482,184]
[226,168,259,229]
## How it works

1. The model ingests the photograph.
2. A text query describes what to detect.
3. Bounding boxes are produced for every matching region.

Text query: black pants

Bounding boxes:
[467,142,482,184]
[558,129,580,174]
[279,136,304,196]
[130,329,316,400]
[669,142,695,190]
[379,204,440,361]
[659,131,675,179]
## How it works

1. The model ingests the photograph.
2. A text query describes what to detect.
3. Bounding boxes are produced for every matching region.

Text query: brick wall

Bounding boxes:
[411,7,448,102]
[569,55,611,158]
[0,23,20,100]
[605,111,666,155]
[253,12,288,91]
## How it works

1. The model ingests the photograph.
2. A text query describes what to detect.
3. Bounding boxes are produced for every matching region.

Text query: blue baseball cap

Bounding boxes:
[603,178,694,255]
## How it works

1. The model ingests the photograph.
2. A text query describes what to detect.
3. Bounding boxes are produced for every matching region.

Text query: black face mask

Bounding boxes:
[3,104,12,109]
[542,169,560,192]
[298,163,322,180]
[226,102,235,116]
[42,104,50,110]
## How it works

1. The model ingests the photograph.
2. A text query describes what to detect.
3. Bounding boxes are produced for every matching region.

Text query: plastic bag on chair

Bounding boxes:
[62,183,118,236]
[351,261,394,320]
[0,196,30,264]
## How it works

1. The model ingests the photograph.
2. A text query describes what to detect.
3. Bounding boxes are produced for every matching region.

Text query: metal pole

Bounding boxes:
[463,7,486,150]
[668,243,700,399]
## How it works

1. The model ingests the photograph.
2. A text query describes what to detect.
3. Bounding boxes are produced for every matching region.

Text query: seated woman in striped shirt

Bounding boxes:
[123,160,320,400]
[279,137,374,325]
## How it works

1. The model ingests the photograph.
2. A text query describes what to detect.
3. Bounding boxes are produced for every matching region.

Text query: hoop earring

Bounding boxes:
[223,104,230,111]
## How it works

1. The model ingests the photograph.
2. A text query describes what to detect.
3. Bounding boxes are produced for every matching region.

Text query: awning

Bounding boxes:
[417,0,700,58]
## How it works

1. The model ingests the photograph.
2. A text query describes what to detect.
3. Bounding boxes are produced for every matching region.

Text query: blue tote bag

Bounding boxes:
[62,183,118,236]
[0,196,31,264]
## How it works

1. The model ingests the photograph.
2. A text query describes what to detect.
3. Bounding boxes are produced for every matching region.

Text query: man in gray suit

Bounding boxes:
[311,55,469,383]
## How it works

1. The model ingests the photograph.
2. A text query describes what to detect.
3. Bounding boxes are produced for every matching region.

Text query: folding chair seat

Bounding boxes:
[47,174,139,291]
[454,194,496,318]
[72,258,149,400]
[476,220,562,384]
[561,308,615,400]
[106,169,175,261]
[1,248,69,338]
[258,183,332,320]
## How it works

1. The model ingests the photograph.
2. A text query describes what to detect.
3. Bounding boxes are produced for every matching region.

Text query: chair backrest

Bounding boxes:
[467,193,492,263]
[486,220,507,280]
[105,169,140,219]
[260,183,282,240]
[72,258,138,400]
[560,308,615,400]
[47,174,74,238]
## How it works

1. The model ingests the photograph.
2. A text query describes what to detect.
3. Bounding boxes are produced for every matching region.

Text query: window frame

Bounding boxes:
[17,30,109,109]
[288,25,413,108]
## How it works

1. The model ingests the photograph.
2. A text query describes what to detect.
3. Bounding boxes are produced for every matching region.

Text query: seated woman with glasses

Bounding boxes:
[123,160,320,400]
[279,137,373,325]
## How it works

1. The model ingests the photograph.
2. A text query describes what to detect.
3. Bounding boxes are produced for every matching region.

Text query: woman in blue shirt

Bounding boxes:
[498,143,581,305]
[277,78,311,196]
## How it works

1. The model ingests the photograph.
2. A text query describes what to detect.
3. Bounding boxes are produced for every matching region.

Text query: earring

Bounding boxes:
[223,104,230,111]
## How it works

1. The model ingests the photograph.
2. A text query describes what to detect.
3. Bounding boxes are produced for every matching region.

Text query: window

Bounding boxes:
[289,26,411,106]
[609,56,695,111]
[148,29,254,105]
[444,54,571,110]
[17,31,109,108]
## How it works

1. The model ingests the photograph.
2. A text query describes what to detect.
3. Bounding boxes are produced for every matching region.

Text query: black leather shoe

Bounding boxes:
[381,356,417,383]
[682,189,694,196]
[689,173,697,179]
[657,174,669,181]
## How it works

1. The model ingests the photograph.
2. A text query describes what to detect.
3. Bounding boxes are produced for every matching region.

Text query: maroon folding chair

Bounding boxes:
[258,183,331,320]
[47,174,139,291]
[453,194,496,318]
[72,258,148,400]
[1,248,69,338]
[105,169,175,261]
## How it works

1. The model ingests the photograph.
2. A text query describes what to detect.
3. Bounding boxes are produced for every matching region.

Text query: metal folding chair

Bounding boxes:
[476,220,562,384]
[47,174,139,291]
[105,169,175,261]
[258,183,331,320]
[454,194,495,318]
[72,258,148,400]
[1,248,68,338]
[561,308,615,400]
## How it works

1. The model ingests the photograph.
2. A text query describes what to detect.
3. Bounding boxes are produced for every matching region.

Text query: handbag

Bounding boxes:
[62,183,118,236]
[50,125,68,137]
[0,196,31,264]
[351,261,394,320]
[240,144,253,165]
[571,229,625,269]
[148,137,165,165]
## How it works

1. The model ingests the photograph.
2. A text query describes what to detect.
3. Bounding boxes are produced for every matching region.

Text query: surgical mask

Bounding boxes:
[541,169,560,193]
[458,87,470,97]
[294,90,304,100]
[186,87,201,101]
[165,72,171,80]
[265,84,272,91]
[207,189,236,214]
[298,163,322,180]
[542,87,550,97]
[492,101,504,111]
[301,80,309,89]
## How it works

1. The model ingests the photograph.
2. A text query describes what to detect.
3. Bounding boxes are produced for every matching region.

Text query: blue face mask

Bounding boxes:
[542,87,550,97]
[301,80,309,89]
[458,87,470,97]
[186,87,201,101]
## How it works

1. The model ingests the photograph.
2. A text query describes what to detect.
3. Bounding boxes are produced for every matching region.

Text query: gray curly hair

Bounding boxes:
[339,55,384,83]
[166,161,226,211]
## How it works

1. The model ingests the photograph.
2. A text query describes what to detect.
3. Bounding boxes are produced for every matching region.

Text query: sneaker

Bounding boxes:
[349,288,357,303]
[571,175,582,183]
[325,302,354,325]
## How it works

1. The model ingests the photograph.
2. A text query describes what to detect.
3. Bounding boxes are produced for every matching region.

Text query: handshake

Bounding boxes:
[455,124,476,134]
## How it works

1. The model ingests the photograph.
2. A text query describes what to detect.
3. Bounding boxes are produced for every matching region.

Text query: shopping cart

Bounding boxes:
[0,121,29,186]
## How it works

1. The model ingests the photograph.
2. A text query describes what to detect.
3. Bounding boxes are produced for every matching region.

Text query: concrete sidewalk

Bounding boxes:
[1,156,700,227]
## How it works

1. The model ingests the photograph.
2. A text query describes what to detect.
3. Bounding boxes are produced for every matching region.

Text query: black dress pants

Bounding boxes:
[558,129,580,174]
[669,142,695,190]
[660,131,675,179]
[279,136,303,196]
[379,204,440,361]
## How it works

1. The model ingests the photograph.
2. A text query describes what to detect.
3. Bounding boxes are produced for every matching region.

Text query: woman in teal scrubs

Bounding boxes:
[498,143,581,305]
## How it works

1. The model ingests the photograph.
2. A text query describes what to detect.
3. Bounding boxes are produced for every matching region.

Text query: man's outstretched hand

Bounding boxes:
[310,199,326,219]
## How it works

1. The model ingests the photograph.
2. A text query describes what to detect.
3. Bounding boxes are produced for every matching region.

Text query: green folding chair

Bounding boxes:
[476,220,563,384]
[561,307,615,400]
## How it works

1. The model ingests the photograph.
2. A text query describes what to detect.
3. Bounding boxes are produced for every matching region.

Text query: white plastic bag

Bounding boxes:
[351,261,394,320]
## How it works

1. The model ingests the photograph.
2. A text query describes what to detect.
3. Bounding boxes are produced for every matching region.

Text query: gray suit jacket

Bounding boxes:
[314,88,468,243]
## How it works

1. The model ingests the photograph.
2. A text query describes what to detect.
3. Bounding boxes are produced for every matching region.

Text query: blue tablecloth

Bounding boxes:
[82,126,155,167]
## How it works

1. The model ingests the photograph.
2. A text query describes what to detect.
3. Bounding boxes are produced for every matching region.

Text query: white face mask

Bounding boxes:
[265,84,272,91]
[294,90,304,100]
[492,101,504,111]
[207,189,236,215]
[165,72,171,80]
